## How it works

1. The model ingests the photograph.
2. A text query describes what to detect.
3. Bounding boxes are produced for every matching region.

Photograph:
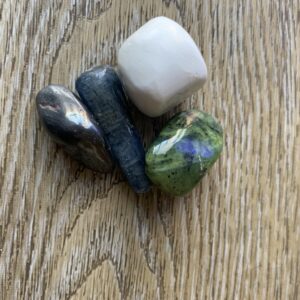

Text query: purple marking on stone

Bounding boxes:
[176,138,214,159]
[176,138,197,156]
[197,141,214,159]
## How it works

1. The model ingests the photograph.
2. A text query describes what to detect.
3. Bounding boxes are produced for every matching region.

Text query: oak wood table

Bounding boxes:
[0,0,299,299]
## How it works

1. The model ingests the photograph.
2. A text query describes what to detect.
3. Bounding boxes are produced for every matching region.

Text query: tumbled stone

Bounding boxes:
[76,65,151,193]
[146,110,223,196]
[36,84,113,172]
[118,16,207,117]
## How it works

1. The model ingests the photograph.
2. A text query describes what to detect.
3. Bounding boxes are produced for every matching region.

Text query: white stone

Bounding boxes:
[117,16,207,117]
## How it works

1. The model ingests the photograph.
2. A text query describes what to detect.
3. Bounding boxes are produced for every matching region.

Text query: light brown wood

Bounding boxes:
[0,0,299,299]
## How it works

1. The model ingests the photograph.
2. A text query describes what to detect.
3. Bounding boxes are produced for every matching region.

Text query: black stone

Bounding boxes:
[76,66,151,193]
[36,84,113,172]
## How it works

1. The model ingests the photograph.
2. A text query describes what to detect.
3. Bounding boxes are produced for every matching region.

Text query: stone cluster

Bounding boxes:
[36,17,223,196]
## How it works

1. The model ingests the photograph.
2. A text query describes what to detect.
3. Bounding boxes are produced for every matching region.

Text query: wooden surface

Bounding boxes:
[0,0,299,299]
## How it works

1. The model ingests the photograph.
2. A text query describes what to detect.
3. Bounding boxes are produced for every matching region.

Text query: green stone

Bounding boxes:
[146,110,223,196]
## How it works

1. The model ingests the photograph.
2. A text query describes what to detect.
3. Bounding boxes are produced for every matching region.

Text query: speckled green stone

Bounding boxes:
[146,110,223,196]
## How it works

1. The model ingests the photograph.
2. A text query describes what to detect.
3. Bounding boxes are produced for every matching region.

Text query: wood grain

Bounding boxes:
[0,0,299,299]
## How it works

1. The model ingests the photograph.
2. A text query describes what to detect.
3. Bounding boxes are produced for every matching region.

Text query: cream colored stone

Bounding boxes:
[118,16,207,117]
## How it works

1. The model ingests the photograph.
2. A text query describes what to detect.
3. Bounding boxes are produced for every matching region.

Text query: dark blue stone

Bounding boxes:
[76,66,151,193]
[36,84,113,172]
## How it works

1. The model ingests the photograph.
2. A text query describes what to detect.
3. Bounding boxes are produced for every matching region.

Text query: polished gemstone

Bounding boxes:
[36,84,113,172]
[146,110,223,196]
[118,16,207,117]
[76,66,151,193]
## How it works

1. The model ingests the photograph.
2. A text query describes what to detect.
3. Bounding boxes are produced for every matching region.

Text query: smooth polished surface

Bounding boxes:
[1,1,299,299]
[146,110,223,196]
[118,16,207,117]
[76,66,150,193]
[36,85,113,172]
